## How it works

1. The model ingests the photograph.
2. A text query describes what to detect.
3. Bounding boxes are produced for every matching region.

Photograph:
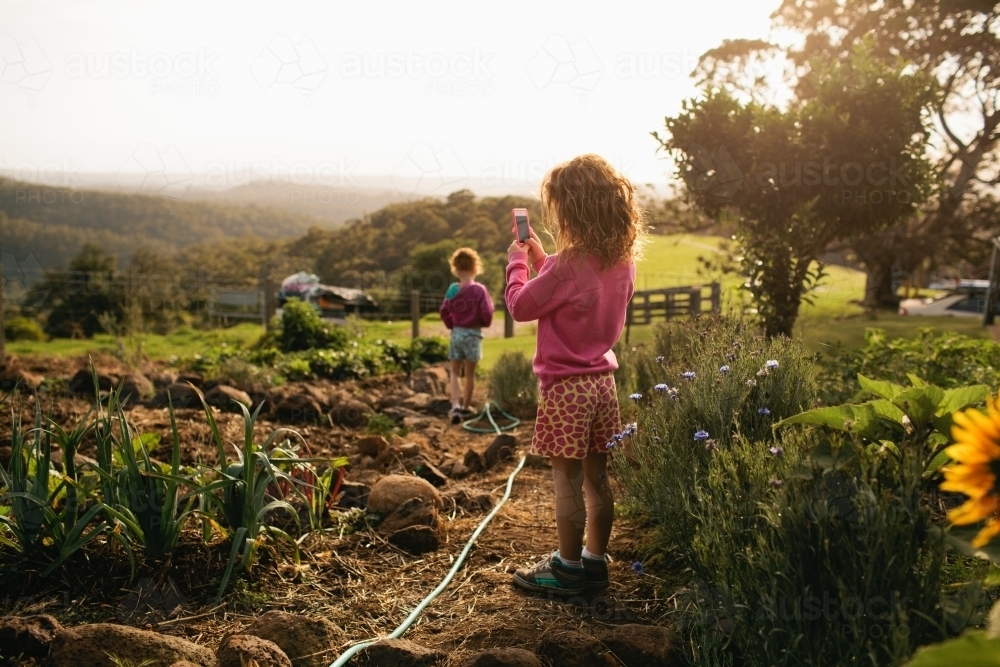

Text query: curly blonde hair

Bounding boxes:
[450,247,483,276]
[541,154,645,269]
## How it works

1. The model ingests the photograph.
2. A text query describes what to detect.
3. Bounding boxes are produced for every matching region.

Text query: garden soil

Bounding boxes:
[0,355,671,666]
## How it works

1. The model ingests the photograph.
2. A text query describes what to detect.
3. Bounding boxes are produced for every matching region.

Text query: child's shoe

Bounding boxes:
[512,552,585,595]
[581,554,609,590]
[449,406,462,424]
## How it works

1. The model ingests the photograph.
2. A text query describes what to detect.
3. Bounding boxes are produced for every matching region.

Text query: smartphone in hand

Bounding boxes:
[511,208,531,243]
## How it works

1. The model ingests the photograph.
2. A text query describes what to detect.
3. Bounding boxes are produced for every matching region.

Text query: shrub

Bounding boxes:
[410,336,449,369]
[4,316,45,341]
[277,299,348,352]
[211,357,278,390]
[487,350,537,418]
[816,328,1000,406]
[613,317,816,549]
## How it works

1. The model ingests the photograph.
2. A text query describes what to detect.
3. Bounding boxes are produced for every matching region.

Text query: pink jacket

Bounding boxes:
[505,251,635,388]
[439,282,494,330]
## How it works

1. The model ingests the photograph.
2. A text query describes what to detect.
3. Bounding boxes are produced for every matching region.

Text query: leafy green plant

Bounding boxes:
[4,316,45,341]
[276,298,348,352]
[409,336,449,369]
[0,401,111,574]
[95,399,205,558]
[365,413,396,437]
[816,329,1000,406]
[486,350,538,419]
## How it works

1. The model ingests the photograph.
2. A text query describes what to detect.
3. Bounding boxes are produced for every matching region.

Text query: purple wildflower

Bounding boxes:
[694,430,709,441]
[766,359,779,369]
[768,446,783,457]
[758,407,771,416]
[769,478,783,489]
[629,392,643,402]
[719,365,730,374]
[655,356,665,364]
[681,371,696,380]
[654,383,670,393]
[632,561,644,574]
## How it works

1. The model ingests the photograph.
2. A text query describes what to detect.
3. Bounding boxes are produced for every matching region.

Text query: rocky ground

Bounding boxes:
[0,355,677,666]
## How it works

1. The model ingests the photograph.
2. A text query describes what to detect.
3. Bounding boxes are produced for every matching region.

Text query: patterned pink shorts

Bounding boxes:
[531,372,621,459]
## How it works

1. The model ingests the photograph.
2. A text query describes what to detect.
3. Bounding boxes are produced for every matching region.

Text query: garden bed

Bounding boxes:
[0,355,673,667]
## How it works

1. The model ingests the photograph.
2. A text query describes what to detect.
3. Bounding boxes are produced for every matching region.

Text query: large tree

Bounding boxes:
[696,1,1000,306]
[658,48,936,337]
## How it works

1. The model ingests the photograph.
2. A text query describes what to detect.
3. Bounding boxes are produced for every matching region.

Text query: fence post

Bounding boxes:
[504,300,514,338]
[411,290,420,338]
[689,287,702,317]
[262,277,277,330]
[710,282,721,315]
[625,300,633,345]
[0,257,5,367]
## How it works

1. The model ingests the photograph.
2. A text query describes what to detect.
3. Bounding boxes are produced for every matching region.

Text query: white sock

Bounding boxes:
[556,551,582,568]
[452,403,462,410]
[582,547,606,561]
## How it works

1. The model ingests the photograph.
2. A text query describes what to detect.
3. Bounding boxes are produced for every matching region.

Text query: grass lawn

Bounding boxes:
[8,235,992,370]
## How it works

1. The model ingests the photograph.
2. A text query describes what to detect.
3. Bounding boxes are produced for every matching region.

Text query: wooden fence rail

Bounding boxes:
[624,283,721,343]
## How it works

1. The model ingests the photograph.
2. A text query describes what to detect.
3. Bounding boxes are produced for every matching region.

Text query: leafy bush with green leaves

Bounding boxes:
[613,317,816,549]
[410,336,449,368]
[4,316,45,341]
[274,298,349,352]
[487,350,538,418]
[816,328,1000,406]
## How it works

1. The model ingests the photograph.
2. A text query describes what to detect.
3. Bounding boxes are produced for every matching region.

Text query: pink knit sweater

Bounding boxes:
[505,250,635,388]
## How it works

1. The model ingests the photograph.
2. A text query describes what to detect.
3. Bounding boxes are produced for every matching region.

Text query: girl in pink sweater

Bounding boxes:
[506,154,641,595]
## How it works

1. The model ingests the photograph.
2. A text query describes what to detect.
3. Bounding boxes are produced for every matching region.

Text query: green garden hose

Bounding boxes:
[461,401,520,434]
[328,453,527,667]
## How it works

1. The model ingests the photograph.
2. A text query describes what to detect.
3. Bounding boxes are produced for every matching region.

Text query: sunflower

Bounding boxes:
[941,392,1000,547]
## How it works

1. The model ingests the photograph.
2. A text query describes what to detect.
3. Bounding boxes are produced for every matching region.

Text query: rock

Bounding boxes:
[176,372,204,386]
[463,449,485,474]
[403,415,431,430]
[379,497,439,533]
[537,630,614,667]
[119,373,154,403]
[68,368,118,395]
[337,480,370,509]
[355,435,389,457]
[381,406,423,423]
[152,370,178,388]
[445,487,494,513]
[361,638,444,667]
[401,392,434,411]
[525,453,550,468]
[0,368,43,392]
[275,393,323,422]
[218,634,291,667]
[49,623,215,667]
[330,398,372,428]
[148,382,204,409]
[242,611,344,667]
[397,442,422,457]
[410,366,450,396]
[0,614,62,659]
[484,434,517,469]
[406,458,449,487]
[388,525,440,553]
[461,647,543,667]
[368,475,442,515]
[601,624,675,667]
[205,384,253,412]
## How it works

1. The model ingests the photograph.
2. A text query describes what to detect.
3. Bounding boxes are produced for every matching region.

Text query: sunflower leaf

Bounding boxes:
[940,385,992,415]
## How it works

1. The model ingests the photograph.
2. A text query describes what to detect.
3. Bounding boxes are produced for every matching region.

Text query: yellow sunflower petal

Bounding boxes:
[948,495,999,525]
[945,442,1000,465]
[973,519,1000,548]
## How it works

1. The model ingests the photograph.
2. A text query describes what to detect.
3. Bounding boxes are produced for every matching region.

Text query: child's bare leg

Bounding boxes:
[462,360,477,409]
[449,360,462,406]
[551,456,586,561]
[582,451,614,555]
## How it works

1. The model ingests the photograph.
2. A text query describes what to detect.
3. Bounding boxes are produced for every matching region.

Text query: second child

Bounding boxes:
[439,247,494,424]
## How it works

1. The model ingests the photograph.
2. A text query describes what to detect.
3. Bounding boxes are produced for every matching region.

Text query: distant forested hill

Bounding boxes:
[0,178,334,268]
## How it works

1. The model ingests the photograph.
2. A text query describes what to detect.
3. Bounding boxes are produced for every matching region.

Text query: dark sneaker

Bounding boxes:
[449,406,462,425]
[581,555,609,590]
[513,552,585,595]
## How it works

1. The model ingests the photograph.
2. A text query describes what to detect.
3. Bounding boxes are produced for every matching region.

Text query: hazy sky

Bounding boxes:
[1,0,782,197]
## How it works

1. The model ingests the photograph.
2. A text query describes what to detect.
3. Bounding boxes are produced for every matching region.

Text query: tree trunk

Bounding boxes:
[863,258,900,310]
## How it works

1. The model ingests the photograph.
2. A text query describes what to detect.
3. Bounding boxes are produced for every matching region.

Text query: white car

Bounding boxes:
[898,291,993,317]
